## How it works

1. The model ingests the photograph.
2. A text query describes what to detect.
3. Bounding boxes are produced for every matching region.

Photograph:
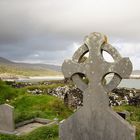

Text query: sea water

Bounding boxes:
[16,77,140,89]
[119,79,140,89]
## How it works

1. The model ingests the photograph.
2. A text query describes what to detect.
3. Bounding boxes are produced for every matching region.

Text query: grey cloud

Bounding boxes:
[0,0,139,68]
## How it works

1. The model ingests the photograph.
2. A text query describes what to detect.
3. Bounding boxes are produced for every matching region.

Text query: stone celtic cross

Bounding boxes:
[60,32,135,140]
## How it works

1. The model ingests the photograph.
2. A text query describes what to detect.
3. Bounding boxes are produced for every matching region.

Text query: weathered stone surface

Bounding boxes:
[60,106,135,140]
[0,104,15,133]
[60,32,135,140]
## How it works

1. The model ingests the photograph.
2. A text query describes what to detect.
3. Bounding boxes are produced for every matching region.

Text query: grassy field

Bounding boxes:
[0,81,140,140]
[113,105,140,140]
[0,81,72,140]
[13,94,73,123]
[0,65,61,77]
[0,125,59,140]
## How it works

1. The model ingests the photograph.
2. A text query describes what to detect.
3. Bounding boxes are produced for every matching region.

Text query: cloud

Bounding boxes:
[0,0,139,69]
[112,42,140,69]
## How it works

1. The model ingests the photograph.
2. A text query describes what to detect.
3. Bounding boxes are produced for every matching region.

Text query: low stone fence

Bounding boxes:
[27,83,140,108]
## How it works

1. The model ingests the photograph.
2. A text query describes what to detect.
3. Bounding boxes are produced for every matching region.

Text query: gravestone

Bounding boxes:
[60,32,135,140]
[0,104,15,134]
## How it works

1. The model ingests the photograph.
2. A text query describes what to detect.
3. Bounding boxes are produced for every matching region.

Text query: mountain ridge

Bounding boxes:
[0,57,14,64]
[0,57,61,72]
[0,57,62,77]
[0,57,139,77]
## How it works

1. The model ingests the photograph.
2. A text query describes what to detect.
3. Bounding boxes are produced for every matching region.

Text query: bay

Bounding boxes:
[13,76,140,89]
[119,79,140,89]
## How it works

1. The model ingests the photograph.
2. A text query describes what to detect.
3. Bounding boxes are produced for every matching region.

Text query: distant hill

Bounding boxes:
[0,57,62,77]
[0,57,14,64]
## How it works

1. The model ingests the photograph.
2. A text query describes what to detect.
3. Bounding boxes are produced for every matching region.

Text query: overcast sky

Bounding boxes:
[0,0,140,69]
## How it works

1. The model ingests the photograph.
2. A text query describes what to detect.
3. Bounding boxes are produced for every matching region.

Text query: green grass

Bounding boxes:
[1,81,140,139]
[0,124,59,140]
[0,81,26,104]
[0,81,72,140]
[113,105,140,122]
[22,124,59,140]
[0,81,73,123]
[113,105,140,140]
[11,94,73,123]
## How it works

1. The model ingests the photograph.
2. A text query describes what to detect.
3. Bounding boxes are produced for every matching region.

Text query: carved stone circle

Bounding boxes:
[62,32,132,106]
[60,32,135,140]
